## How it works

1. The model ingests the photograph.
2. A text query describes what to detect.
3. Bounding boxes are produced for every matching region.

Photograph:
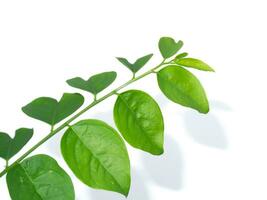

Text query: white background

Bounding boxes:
[0,0,267,199]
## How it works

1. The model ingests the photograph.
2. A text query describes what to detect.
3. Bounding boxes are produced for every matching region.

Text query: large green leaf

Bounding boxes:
[175,58,214,72]
[66,71,117,95]
[22,93,84,126]
[157,65,209,113]
[6,154,75,200]
[61,119,130,196]
[116,54,153,73]
[113,90,164,155]
[0,128,33,160]
[159,37,183,59]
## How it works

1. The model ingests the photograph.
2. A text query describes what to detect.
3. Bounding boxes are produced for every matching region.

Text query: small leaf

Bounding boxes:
[22,93,84,126]
[0,128,33,160]
[175,58,214,72]
[61,119,130,196]
[6,154,75,200]
[159,37,183,59]
[175,52,188,60]
[67,71,117,95]
[116,54,153,73]
[114,90,164,155]
[157,65,209,113]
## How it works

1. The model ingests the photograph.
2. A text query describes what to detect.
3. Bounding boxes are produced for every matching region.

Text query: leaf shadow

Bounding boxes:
[183,101,230,149]
[141,135,183,190]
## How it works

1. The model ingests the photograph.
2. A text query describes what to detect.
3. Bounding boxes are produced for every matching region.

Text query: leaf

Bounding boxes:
[159,37,183,59]
[67,71,117,95]
[6,154,75,200]
[175,52,188,59]
[113,90,164,155]
[157,65,209,113]
[22,93,84,126]
[61,119,130,196]
[0,128,33,160]
[116,54,153,73]
[175,58,215,72]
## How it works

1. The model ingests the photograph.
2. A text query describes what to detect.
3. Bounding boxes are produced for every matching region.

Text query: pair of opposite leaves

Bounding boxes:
[7,37,215,199]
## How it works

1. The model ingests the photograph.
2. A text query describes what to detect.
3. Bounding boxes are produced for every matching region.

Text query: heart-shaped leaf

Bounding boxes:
[0,128,33,161]
[116,54,153,73]
[175,58,215,72]
[157,65,209,113]
[113,90,164,155]
[6,154,75,200]
[67,71,117,95]
[159,37,183,59]
[22,93,84,126]
[61,119,130,197]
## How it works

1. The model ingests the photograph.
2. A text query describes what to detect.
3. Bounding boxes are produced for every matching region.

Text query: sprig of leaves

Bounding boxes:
[0,36,214,200]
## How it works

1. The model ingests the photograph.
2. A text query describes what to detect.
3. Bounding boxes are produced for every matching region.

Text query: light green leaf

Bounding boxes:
[116,54,153,73]
[67,71,117,95]
[0,128,33,160]
[6,154,75,200]
[175,58,214,72]
[61,119,130,197]
[159,37,183,59]
[22,93,84,126]
[113,90,164,155]
[157,65,209,113]
[175,52,188,59]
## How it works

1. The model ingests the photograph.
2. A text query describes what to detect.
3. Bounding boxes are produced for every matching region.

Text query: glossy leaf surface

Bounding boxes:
[159,37,183,58]
[0,128,33,160]
[6,154,75,200]
[175,52,188,59]
[116,54,153,73]
[157,65,209,113]
[61,119,130,196]
[67,71,117,94]
[22,93,84,126]
[175,58,214,71]
[113,90,164,155]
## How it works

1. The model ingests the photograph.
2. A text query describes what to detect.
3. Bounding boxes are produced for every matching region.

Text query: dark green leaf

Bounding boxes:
[175,52,188,60]
[157,65,209,113]
[61,119,130,197]
[22,93,84,126]
[116,54,153,73]
[0,128,33,160]
[175,58,214,72]
[67,71,117,94]
[6,154,75,200]
[114,90,164,155]
[159,37,183,59]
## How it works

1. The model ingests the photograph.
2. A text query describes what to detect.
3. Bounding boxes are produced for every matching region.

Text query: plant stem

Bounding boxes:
[0,59,167,178]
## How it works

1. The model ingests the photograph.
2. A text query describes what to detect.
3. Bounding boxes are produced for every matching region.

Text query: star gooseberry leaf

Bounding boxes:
[0,128,33,161]
[66,71,117,95]
[22,93,84,126]
[116,54,153,73]
[159,37,183,59]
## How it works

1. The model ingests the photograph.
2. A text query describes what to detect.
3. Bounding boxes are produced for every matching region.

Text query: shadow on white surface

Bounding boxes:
[141,135,183,190]
[183,101,230,149]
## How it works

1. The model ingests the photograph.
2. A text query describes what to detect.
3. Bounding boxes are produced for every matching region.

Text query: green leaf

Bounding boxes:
[113,90,164,155]
[0,128,33,160]
[6,154,75,200]
[67,71,117,95]
[61,119,130,197]
[159,37,183,59]
[116,54,153,73]
[157,65,209,113]
[22,93,84,126]
[175,52,188,59]
[175,58,215,72]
